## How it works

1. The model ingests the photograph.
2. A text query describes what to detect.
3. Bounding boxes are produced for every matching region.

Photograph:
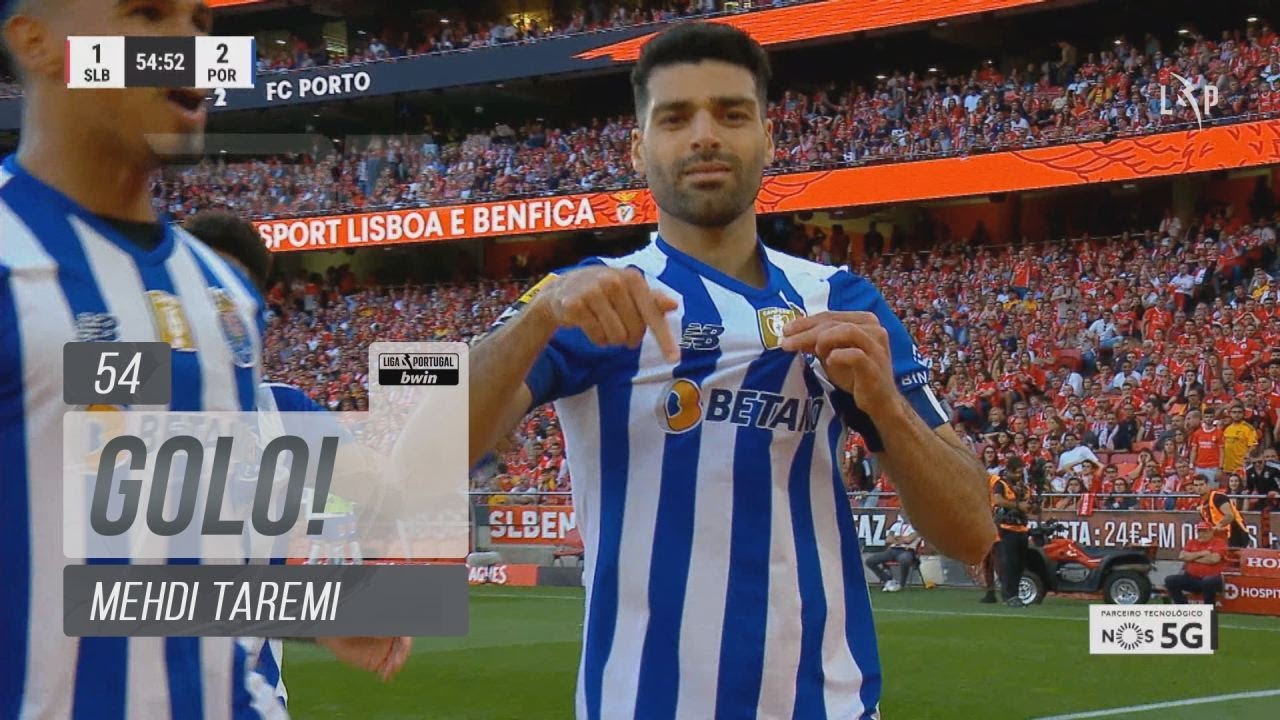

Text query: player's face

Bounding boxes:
[42,0,213,162]
[632,60,774,228]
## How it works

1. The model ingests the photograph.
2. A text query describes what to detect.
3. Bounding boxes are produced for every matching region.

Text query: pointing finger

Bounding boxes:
[625,270,679,363]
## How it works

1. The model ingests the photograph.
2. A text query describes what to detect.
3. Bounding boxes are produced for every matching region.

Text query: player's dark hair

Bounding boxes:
[631,22,771,124]
[183,210,270,291]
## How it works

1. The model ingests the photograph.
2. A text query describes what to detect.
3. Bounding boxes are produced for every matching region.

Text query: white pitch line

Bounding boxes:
[476,592,1280,632]
[1029,688,1280,719]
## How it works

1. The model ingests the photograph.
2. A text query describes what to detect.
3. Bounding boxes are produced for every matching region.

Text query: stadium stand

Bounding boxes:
[154,18,1280,221]
[260,195,1280,516]
[252,1,795,72]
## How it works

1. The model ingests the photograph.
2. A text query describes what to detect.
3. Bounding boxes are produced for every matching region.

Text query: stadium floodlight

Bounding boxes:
[876,74,887,80]
[928,67,939,73]
[1247,16,1258,23]
[1177,28,1190,35]
[1114,38,1123,45]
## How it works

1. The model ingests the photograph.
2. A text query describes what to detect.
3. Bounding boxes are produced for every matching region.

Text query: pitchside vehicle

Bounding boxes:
[1014,520,1157,605]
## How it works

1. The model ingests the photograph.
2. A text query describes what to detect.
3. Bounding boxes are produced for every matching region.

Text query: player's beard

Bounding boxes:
[647,151,762,228]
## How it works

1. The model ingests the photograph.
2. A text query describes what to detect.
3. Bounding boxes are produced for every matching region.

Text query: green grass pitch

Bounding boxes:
[282,585,1280,719]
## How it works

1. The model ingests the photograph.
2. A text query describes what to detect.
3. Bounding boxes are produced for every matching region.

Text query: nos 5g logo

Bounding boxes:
[1089,605,1217,655]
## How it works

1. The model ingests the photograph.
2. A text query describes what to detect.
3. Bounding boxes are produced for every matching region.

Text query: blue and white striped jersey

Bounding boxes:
[238,382,332,711]
[0,155,285,719]
[241,383,314,710]
[524,237,946,720]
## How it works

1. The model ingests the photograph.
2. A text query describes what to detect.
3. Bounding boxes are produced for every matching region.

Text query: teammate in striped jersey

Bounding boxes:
[185,210,413,708]
[0,2,291,716]
[467,24,995,719]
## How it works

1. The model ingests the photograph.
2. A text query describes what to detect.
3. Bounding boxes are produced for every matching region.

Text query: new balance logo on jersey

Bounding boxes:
[75,312,120,342]
[657,378,824,434]
[679,322,725,351]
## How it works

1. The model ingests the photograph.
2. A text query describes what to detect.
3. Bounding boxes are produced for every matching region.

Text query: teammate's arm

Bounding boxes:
[467,299,558,466]
[466,266,679,465]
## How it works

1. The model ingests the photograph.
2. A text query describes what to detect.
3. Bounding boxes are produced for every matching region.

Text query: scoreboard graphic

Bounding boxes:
[66,36,256,89]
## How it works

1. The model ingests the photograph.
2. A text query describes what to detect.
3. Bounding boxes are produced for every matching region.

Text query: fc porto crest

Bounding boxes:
[209,288,256,368]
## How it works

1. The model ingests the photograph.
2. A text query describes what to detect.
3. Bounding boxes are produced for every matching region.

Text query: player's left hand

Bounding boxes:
[317,636,413,681]
[780,311,898,411]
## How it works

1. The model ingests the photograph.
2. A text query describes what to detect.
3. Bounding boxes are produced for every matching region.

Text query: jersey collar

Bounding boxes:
[652,233,780,299]
[1,154,177,266]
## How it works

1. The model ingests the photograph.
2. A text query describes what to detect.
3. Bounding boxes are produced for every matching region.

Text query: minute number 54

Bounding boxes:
[95,351,142,395]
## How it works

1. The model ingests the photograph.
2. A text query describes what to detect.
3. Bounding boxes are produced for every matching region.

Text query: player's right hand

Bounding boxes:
[533,266,681,363]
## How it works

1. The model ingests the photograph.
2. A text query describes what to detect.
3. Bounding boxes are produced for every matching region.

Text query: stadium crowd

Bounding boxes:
[255,1,780,72]
[155,18,1280,222]
[842,203,1280,516]
[258,195,1280,516]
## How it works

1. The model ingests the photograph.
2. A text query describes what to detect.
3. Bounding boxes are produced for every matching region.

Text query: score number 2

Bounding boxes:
[211,42,229,106]
[95,351,142,395]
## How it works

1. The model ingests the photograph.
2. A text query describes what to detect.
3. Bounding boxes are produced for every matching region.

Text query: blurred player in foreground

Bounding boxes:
[184,209,412,707]
[0,0,307,716]
[464,23,994,719]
